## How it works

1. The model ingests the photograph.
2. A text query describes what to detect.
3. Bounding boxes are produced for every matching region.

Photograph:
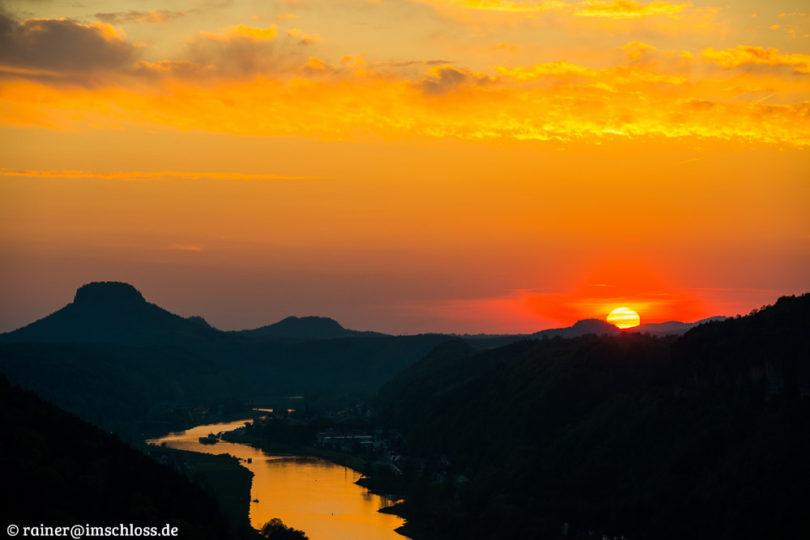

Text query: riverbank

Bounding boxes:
[138,408,264,442]
[220,428,422,539]
[378,503,445,540]
[148,446,259,539]
[221,430,369,472]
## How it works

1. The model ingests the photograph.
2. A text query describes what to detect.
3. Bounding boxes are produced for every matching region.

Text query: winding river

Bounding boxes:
[147,417,408,540]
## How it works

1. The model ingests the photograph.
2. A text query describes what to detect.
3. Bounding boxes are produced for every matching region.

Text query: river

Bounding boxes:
[147,417,408,540]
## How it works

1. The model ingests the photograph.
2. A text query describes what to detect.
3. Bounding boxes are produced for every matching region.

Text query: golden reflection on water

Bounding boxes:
[147,419,408,540]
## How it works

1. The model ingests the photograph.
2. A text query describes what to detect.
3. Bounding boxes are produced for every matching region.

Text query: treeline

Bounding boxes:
[0,334,452,438]
[376,294,810,540]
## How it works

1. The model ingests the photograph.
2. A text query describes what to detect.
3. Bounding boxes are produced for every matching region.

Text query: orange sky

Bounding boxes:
[1,0,808,333]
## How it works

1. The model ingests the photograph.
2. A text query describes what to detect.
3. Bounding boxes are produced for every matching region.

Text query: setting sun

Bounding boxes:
[607,307,641,329]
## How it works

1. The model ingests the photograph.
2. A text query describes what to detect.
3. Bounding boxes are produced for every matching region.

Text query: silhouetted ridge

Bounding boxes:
[1,281,220,345]
[628,316,728,336]
[73,281,145,307]
[570,318,618,333]
[275,316,345,334]
[533,317,620,338]
[245,315,385,340]
[187,315,214,328]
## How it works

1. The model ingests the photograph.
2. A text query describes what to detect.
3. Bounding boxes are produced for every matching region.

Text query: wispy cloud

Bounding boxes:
[415,65,492,96]
[435,0,567,13]
[285,28,321,45]
[701,45,810,74]
[416,0,699,19]
[95,10,191,24]
[412,0,720,34]
[573,0,689,19]
[182,23,319,77]
[202,24,279,41]
[0,170,321,181]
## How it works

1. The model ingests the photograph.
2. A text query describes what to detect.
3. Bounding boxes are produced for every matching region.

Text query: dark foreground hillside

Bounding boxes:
[0,376,253,540]
[377,294,810,540]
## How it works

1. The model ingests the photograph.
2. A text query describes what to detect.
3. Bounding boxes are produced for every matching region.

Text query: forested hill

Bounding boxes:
[0,376,248,539]
[376,294,810,540]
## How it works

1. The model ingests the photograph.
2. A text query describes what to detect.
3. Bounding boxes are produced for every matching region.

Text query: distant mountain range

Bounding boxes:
[463,316,727,345]
[1,281,724,344]
[532,316,727,338]
[2,281,379,345]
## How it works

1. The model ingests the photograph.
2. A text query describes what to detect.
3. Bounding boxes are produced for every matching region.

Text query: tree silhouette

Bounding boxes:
[258,518,308,540]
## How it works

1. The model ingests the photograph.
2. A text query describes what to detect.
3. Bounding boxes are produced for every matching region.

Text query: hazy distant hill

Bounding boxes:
[628,316,727,336]
[532,316,728,338]
[0,376,244,539]
[242,315,385,341]
[533,318,619,338]
[466,316,727,348]
[377,294,810,540]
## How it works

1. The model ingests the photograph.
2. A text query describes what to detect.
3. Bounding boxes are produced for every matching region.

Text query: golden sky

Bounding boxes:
[1,0,808,333]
